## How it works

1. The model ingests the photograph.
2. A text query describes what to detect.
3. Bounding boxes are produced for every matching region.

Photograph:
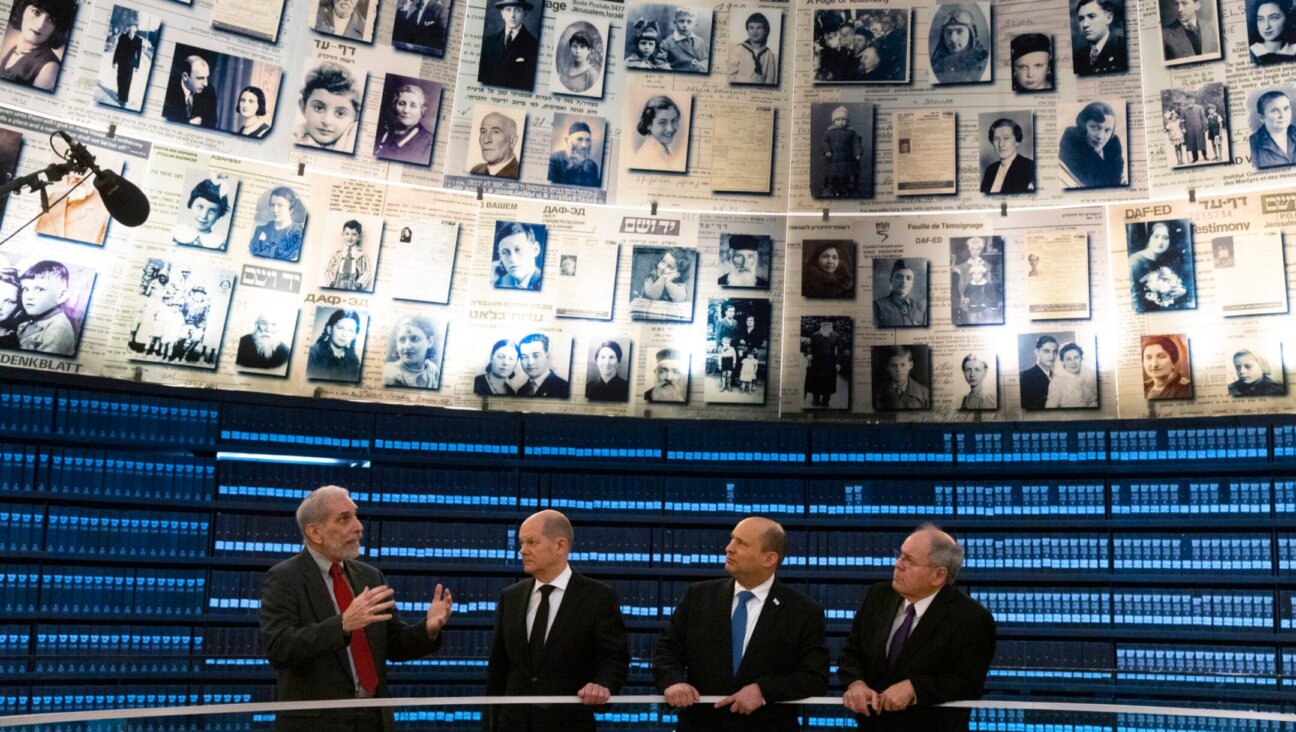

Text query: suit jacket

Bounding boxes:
[1162,15,1217,60]
[1019,364,1051,410]
[113,33,142,69]
[522,372,569,398]
[315,4,367,39]
[653,577,829,732]
[162,82,218,128]
[478,25,539,91]
[979,156,1035,194]
[259,550,442,732]
[470,156,521,179]
[484,571,629,732]
[1072,33,1128,75]
[838,583,996,732]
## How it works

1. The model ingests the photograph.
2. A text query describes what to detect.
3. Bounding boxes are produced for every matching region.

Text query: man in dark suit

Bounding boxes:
[260,486,453,732]
[162,55,218,128]
[839,525,996,731]
[654,516,829,731]
[477,0,539,91]
[485,510,629,731]
[517,333,570,398]
[1018,335,1058,410]
[111,23,142,105]
[1161,0,1218,61]
[1071,0,1128,75]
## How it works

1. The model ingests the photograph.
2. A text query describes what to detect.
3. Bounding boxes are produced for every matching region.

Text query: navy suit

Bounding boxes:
[478,25,539,91]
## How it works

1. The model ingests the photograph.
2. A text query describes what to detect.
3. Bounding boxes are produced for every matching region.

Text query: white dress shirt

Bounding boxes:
[730,574,776,658]
[526,564,572,641]
[887,590,939,649]
[306,545,363,695]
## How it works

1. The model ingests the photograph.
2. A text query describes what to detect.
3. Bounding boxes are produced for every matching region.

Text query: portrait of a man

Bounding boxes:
[718,234,771,289]
[872,345,930,411]
[644,348,688,403]
[516,332,570,397]
[872,258,928,328]
[491,220,547,291]
[1018,333,1061,410]
[927,3,990,84]
[111,21,142,105]
[373,75,441,165]
[161,51,218,128]
[467,106,525,179]
[234,306,296,375]
[391,0,452,56]
[1071,0,1128,75]
[313,0,371,41]
[548,113,604,187]
[477,0,542,91]
[1161,0,1220,64]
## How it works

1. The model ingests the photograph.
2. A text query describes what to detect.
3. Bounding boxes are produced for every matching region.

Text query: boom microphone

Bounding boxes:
[55,130,151,227]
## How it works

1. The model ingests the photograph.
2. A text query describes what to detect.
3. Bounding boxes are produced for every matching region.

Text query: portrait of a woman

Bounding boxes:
[249,187,307,262]
[1058,101,1127,189]
[1229,348,1285,396]
[980,118,1035,194]
[554,26,603,95]
[306,308,364,382]
[802,240,854,298]
[0,0,76,91]
[1249,0,1296,64]
[1249,89,1296,169]
[1142,336,1192,400]
[629,93,688,172]
[585,340,629,402]
[236,86,272,138]
[382,315,441,389]
[474,338,519,396]
[1127,220,1195,312]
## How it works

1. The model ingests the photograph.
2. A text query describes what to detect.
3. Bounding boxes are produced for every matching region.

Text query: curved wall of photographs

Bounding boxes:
[0,0,1293,422]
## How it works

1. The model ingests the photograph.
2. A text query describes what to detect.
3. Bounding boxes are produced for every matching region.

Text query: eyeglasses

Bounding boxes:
[893,549,936,569]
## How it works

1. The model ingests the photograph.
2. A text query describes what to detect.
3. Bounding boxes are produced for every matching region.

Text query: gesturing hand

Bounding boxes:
[715,683,765,715]
[425,583,453,636]
[342,585,395,633]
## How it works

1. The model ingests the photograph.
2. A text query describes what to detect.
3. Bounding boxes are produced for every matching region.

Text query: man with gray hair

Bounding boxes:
[838,524,995,730]
[259,486,453,732]
[470,111,521,178]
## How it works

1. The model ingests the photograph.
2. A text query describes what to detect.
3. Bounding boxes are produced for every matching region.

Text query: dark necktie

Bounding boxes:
[186,95,193,118]
[329,562,380,694]
[529,584,555,663]
[1185,24,1201,54]
[731,590,755,673]
[887,603,916,669]
[1089,46,1100,65]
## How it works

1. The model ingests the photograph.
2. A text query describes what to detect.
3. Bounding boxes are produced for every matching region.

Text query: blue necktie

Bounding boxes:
[888,603,916,668]
[732,590,755,674]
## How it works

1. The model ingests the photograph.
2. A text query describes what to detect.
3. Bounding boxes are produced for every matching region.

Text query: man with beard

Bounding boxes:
[718,235,768,288]
[260,486,452,732]
[548,121,601,187]
[111,22,142,105]
[644,348,688,403]
[374,83,435,165]
[236,312,291,370]
[517,332,569,398]
[470,111,522,179]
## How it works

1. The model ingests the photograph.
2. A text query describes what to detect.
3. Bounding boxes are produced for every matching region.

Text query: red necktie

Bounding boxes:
[330,562,380,694]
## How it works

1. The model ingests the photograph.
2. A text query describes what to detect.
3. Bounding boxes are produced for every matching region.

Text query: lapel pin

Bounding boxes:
[773,598,781,606]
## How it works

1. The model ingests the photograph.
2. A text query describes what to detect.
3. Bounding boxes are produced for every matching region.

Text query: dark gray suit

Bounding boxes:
[259,550,441,732]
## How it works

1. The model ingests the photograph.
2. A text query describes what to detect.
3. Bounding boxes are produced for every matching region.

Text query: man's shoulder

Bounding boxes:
[939,586,996,624]
[266,550,314,577]
[770,579,824,613]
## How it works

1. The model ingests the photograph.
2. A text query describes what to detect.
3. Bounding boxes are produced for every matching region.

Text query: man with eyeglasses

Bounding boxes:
[838,524,996,730]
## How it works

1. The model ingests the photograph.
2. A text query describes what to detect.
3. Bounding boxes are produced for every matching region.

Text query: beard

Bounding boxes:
[253,331,283,359]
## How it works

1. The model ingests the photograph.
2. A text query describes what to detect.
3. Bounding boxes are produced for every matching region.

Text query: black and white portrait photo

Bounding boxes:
[490,220,547,291]
[306,306,368,383]
[623,3,712,73]
[293,61,364,154]
[248,186,307,262]
[466,105,526,178]
[1010,32,1052,91]
[373,74,441,165]
[872,257,928,327]
[1247,86,1296,170]
[1226,341,1286,397]
[127,259,235,369]
[162,44,284,137]
[92,5,160,111]
[1160,83,1228,168]
[0,129,20,226]
[623,87,691,173]
[391,0,451,56]
[872,344,930,411]
[801,240,855,299]
[628,245,697,322]
[548,112,605,188]
[171,169,238,251]
[1247,0,1296,64]
[644,347,689,403]
[0,0,76,92]
[800,315,851,410]
[550,15,607,97]
[950,236,1004,325]
[810,102,874,199]
[472,334,573,398]
[979,112,1035,194]
[727,6,781,85]
[312,0,374,42]
[585,338,631,402]
[0,255,96,358]
[1071,0,1128,75]
[1058,100,1129,189]
[1126,219,1196,312]
[718,233,771,289]
[233,293,298,376]
[706,297,771,404]
[477,0,543,91]
[927,3,990,84]
[813,7,910,82]
[1160,0,1220,65]
[1018,331,1098,409]
[382,312,446,390]
[957,352,998,410]
[1141,334,1192,400]
[321,211,383,293]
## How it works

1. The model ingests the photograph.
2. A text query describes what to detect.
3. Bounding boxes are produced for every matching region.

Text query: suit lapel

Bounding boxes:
[736,579,784,678]
[893,587,955,671]
[872,590,904,676]
[297,551,354,679]
[534,572,585,668]
[713,579,738,678]
[506,581,532,673]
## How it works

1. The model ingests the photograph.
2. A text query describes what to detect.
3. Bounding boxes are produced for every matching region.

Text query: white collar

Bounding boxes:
[901,588,940,620]
[486,154,517,175]
[533,564,572,593]
[734,573,775,603]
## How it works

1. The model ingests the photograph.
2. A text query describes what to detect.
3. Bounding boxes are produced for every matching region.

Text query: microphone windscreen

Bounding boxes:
[93,169,151,227]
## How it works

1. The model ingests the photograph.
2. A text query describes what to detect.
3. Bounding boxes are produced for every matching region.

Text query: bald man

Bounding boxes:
[838,524,996,731]
[653,516,829,731]
[162,55,218,128]
[470,111,521,178]
[484,510,628,732]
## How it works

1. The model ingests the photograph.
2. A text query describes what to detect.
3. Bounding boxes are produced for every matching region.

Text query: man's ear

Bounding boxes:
[56,288,70,306]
